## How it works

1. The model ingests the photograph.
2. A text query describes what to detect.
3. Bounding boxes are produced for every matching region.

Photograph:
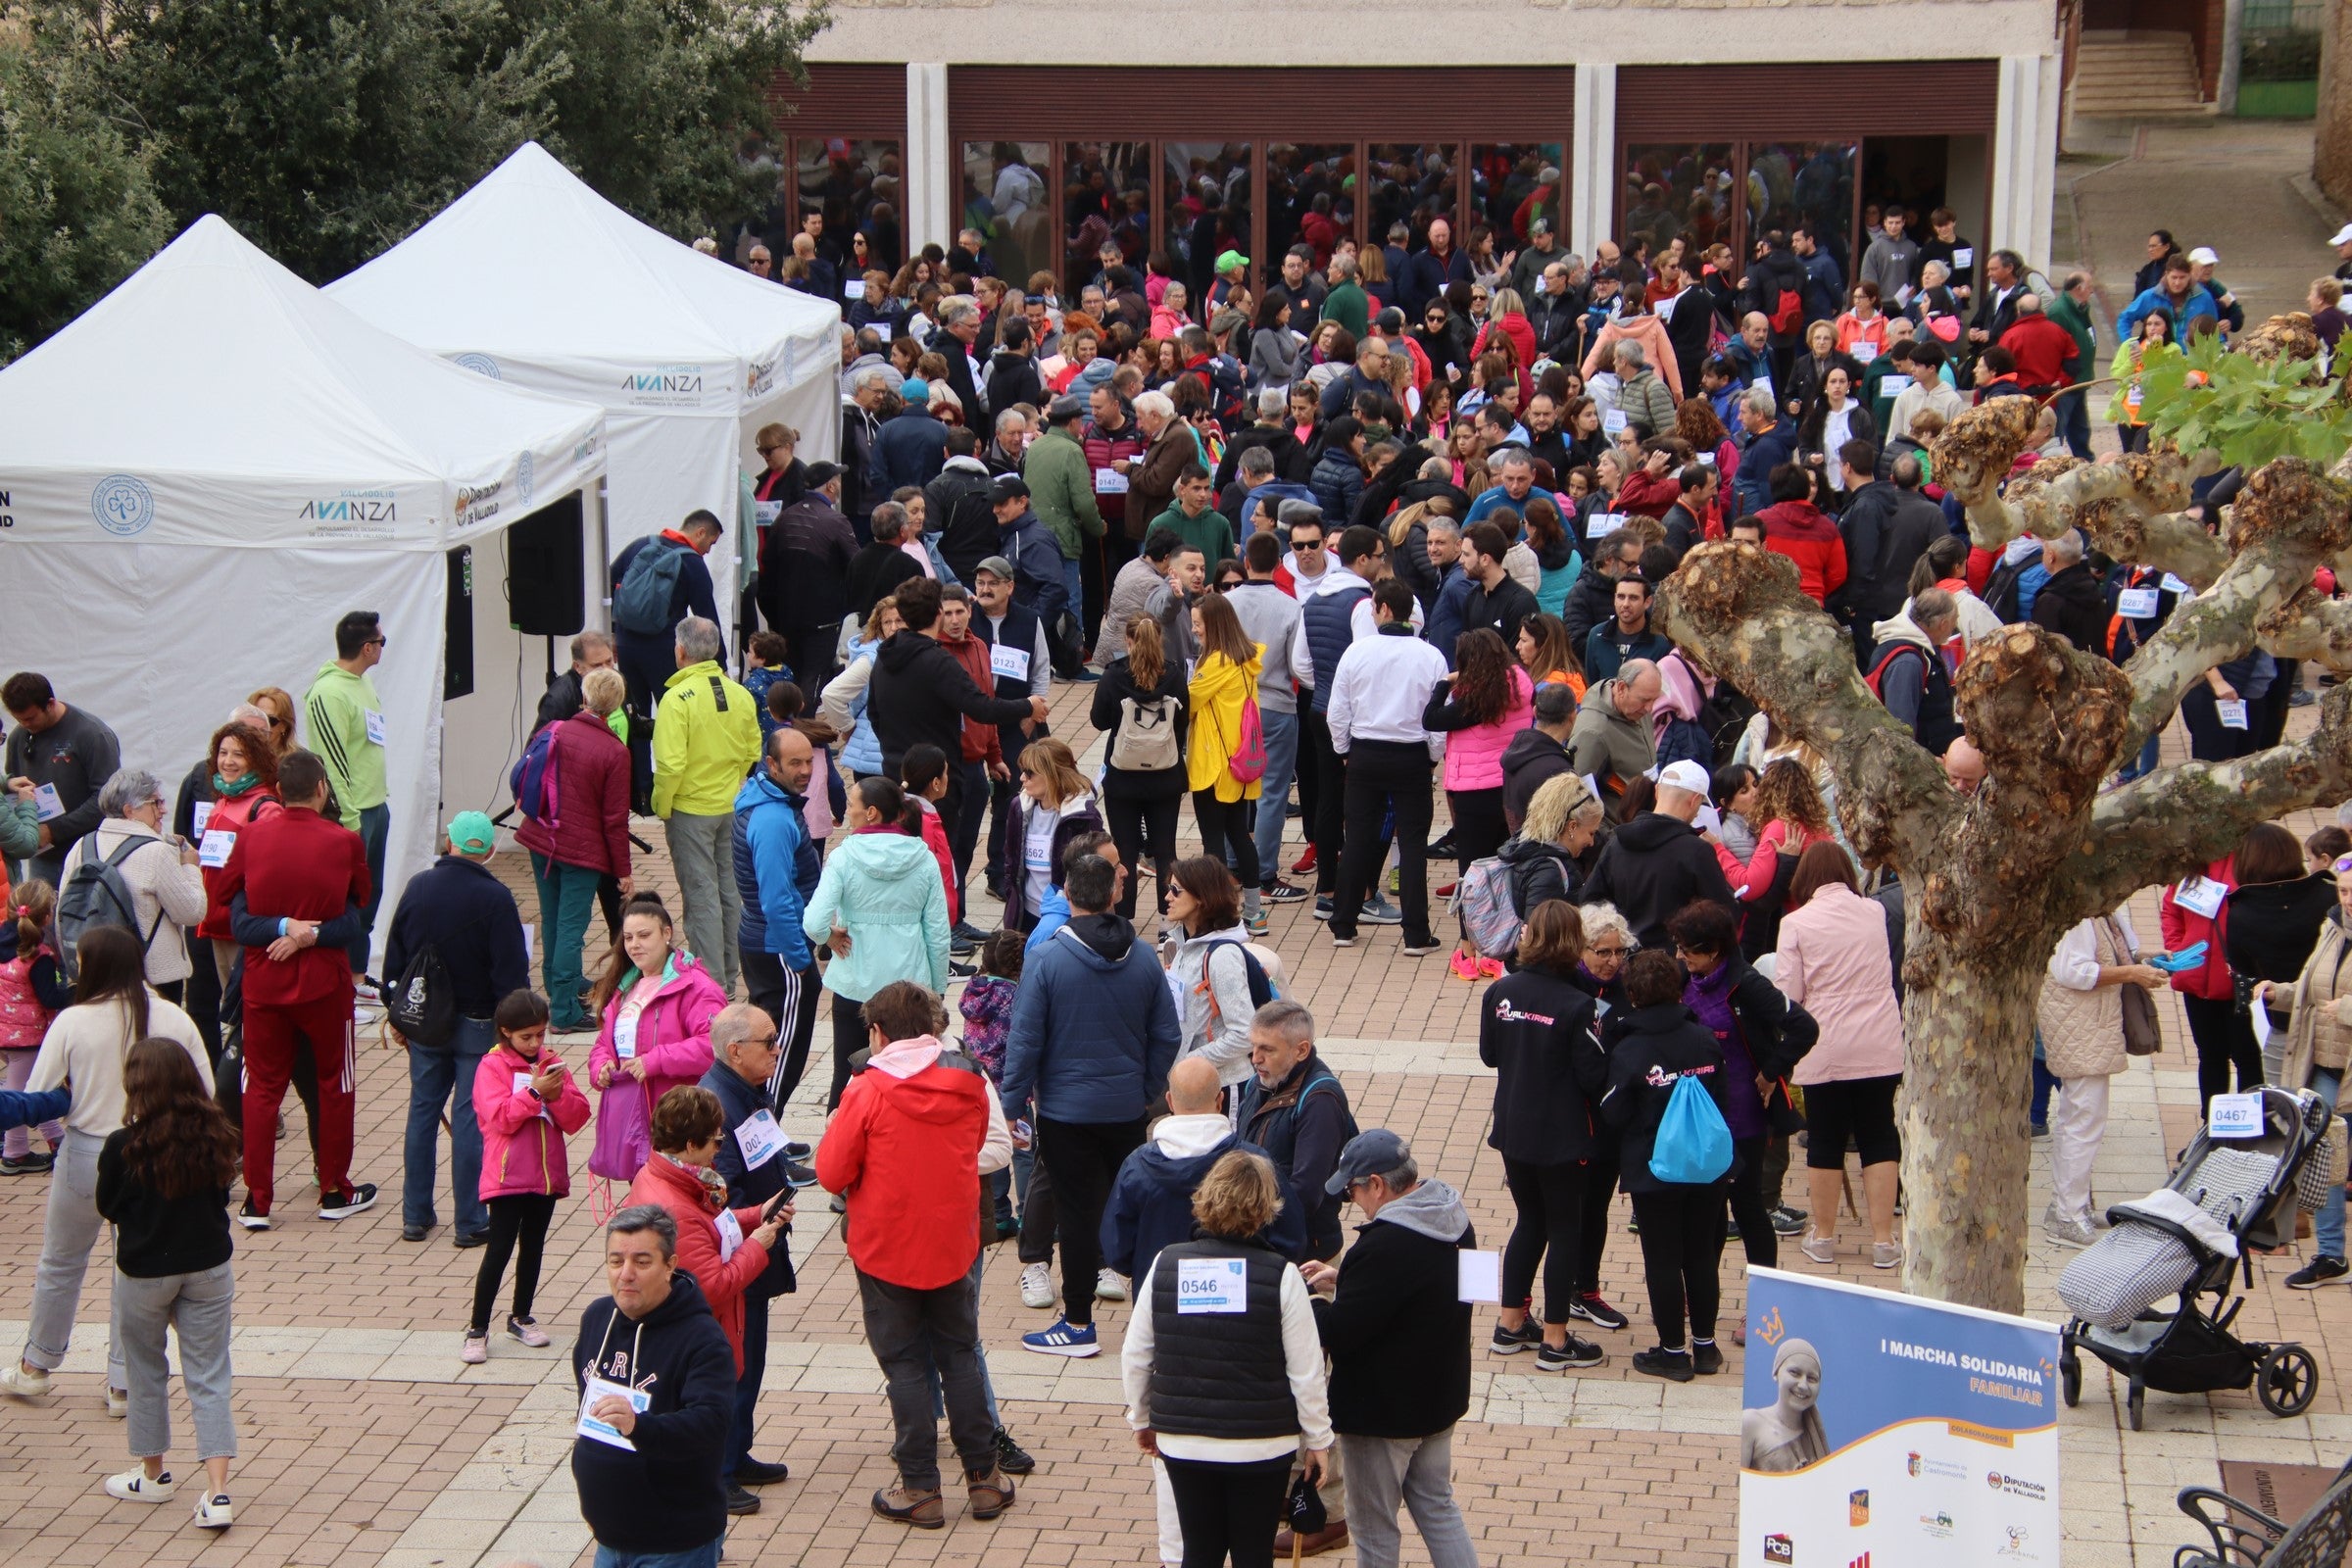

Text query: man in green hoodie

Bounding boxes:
[1019,396,1103,678]
[303,610,391,984]
[2044,272,2098,461]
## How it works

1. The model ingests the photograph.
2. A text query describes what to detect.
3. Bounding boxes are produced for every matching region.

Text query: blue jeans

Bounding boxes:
[2054,388,2093,460]
[593,1543,720,1568]
[2315,1069,2346,1259]
[1252,709,1301,886]
[531,851,602,1029]
[353,801,391,975]
[2117,731,2161,783]
[403,1016,490,1236]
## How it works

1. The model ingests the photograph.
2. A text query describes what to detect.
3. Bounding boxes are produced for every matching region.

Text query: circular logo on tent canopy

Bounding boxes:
[516,450,536,506]
[90,475,155,536]
[453,353,503,380]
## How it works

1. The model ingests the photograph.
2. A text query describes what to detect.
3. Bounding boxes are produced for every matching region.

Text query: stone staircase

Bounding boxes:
[2069,28,2213,121]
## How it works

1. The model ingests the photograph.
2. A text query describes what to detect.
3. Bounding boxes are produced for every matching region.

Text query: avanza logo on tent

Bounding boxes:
[299,495,398,522]
[621,367,704,394]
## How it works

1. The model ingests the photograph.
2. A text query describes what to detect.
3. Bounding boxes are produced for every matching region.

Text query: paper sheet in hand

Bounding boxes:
[1456,1250,1502,1303]
[577,1377,650,1449]
[716,1208,744,1262]
[1692,804,1723,837]
[32,783,64,822]
[2250,1002,2274,1050]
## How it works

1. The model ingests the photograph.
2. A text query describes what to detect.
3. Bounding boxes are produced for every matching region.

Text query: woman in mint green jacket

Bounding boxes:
[803,775,952,1109]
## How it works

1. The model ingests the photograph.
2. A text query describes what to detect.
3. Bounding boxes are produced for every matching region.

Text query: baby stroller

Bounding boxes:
[2056,1085,2335,1431]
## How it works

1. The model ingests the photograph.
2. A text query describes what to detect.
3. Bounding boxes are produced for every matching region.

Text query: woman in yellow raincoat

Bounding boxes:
[1187,591,1267,935]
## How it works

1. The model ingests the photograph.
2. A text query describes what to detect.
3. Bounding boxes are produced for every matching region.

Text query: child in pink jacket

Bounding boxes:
[466,990,591,1361]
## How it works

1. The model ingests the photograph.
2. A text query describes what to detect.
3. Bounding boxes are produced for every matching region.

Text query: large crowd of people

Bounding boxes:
[1,202,2346,1568]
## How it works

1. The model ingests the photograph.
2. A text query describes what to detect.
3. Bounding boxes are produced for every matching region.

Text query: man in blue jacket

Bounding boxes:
[1732,389,1798,518]
[572,1205,738,1565]
[1102,1055,1306,1286]
[382,809,529,1247]
[1001,853,1180,1358]
[2116,255,2220,344]
[733,727,824,1110]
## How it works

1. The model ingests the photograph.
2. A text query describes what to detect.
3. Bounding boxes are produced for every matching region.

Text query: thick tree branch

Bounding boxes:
[2077,681,2352,917]
[2117,553,2263,755]
[1656,543,1953,871]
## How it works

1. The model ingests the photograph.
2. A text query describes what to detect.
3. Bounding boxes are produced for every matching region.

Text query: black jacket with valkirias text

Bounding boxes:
[1600,1002,1736,1195]
[571,1271,736,1553]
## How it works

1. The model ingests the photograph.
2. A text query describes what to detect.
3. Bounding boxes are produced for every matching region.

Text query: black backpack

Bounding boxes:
[56,835,162,982]
[383,941,457,1046]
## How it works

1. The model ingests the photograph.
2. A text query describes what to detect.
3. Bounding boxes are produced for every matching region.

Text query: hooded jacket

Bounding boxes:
[589,953,725,1142]
[1479,966,1607,1165]
[1581,315,1684,401]
[302,661,389,823]
[1188,647,1264,803]
[1311,1177,1475,1440]
[381,855,530,1021]
[762,494,858,626]
[475,1040,593,1200]
[815,1034,996,1289]
[1866,608,1958,755]
[1758,498,1848,606]
[1580,810,1740,951]
[801,825,951,1003]
[926,454,1001,583]
[1169,924,1262,1088]
[1599,1001,1735,1194]
[2031,561,2110,658]
[1001,914,1182,1125]
[1559,565,1621,651]
[1002,789,1104,923]
[1024,423,1105,561]
[1500,725,1576,834]
[867,627,1036,778]
[1101,1113,1308,1285]
[987,348,1044,415]
[1422,664,1534,793]
[2159,857,2236,1004]
[1565,680,1658,799]
[571,1272,736,1554]
[1833,481,1945,626]
[1500,832,1582,918]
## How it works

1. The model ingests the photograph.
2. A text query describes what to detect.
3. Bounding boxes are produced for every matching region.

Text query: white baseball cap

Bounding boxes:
[2334,224,2352,247]
[2186,246,2220,267]
[1658,760,1713,795]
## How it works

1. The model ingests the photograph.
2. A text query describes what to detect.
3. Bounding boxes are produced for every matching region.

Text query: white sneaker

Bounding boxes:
[105,1467,175,1502]
[1094,1268,1129,1302]
[0,1361,51,1398]
[1019,1262,1054,1309]
[2045,1214,2098,1250]
[194,1493,233,1530]
[105,1386,127,1417]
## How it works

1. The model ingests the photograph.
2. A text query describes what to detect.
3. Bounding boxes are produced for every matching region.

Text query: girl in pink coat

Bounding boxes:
[466,990,591,1362]
[587,895,724,1187]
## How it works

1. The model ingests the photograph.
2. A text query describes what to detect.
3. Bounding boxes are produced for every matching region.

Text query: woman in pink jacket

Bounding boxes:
[1774,843,1906,1271]
[465,990,590,1363]
[1423,628,1535,980]
[586,895,724,1187]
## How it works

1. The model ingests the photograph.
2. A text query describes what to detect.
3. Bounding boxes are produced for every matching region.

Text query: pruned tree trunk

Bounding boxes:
[1656,369,2352,1312]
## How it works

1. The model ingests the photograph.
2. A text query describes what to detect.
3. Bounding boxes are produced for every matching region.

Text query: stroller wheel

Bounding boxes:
[2059,1350,2081,1408]
[2258,1345,2319,1418]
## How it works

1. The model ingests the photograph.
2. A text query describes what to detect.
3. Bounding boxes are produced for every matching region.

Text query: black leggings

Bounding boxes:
[2181,994,2264,1114]
[1501,1157,1586,1324]
[829,989,866,1111]
[1193,791,1259,891]
[1104,789,1183,919]
[1727,1134,1776,1268]
[1446,787,1510,871]
[469,1193,559,1334]
[1164,1453,1294,1568]
[1578,1152,1618,1294]
[1631,1187,1726,1350]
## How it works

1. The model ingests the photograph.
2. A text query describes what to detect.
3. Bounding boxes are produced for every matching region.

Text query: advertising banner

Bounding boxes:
[1738,1266,2062,1568]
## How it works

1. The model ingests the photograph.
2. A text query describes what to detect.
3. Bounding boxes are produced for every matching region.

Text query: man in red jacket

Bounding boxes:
[1997,291,2079,400]
[816,980,1015,1530]
[217,748,375,1228]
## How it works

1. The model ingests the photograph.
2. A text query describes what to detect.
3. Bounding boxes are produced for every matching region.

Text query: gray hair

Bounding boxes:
[1332,253,1358,281]
[607,1203,678,1261]
[1613,339,1647,369]
[1910,587,1958,631]
[1579,902,1635,950]
[1239,446,1276,478]
[674,615,723,664]
[1426,516,1461,543]
[1257,386,1288,419]
[1375,1152,1421,1191]
[582,667,627,717]
[710,1003,774,1057]
[1921,260,1949,287]
[1497,447,1535,473]
[2043,529,2084,566]
[1133,389,1175,422]
[1419,456,1451,481]
[869,501,908,545]
[855,367,893,393]
[1740,387,1777,419]
[995,409,1027,438]
[99,768,165,817]
[1250,998,1315,1049]
[941,299,981,328]
[225,703,273,731]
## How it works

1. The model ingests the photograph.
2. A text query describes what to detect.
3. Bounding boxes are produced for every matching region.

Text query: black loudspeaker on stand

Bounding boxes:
[508,493,586,637]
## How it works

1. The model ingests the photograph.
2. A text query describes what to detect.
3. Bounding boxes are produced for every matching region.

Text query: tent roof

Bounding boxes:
[0,214,605,507]
[327,141,840,394]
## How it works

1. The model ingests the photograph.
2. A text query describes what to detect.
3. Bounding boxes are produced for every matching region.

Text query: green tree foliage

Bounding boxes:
[2138,333,2352,471]
[4,0,826,347]
[0,37,172,362]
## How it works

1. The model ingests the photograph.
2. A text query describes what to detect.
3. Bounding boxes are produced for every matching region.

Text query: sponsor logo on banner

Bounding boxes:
[620,365,707,407]
[457,478,504,527]
[1762,1535,1793,1564]
[299,491,399,526]
[1996,1524,2037,1559]
[91,474,155,536]
[516,450,536,507]
[1918,1511,1955,1540]
[453,352,503,379]
[1847,1554,1871,1568]
[1847,1490,1868,1526]
[1906,1453,1921,1477]
[747,355,777,400]
[1988,1472,2048,1501]
[573,431,601,464]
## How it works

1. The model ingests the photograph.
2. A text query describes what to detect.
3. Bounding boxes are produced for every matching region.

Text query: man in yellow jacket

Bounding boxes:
[653,614,762,996]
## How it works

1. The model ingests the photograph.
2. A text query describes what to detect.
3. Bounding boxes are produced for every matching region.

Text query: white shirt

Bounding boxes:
[2048,911,2140,992]
[1327,626,1450,760]
[1821,404,1857,490]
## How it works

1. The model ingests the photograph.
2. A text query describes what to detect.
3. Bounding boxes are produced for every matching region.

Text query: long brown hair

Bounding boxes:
[593,894,677,1015]
[1450,628,1515,726]
[73,925,150,1041]
[1194,591,1255,669]
[1126,614,1166,690]
[1518,612,1582,680]
[118,1039,240,1199]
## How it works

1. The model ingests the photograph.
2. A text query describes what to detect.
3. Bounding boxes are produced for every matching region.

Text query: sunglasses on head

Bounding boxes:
[2334,854,2352,875]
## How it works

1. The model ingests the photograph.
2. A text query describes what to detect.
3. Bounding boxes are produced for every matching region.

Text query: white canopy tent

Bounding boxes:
[328,141,845,646]
[0,214,608,923]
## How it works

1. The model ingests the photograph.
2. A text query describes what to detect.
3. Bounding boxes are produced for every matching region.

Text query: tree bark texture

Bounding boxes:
[1656,373,2352,1312]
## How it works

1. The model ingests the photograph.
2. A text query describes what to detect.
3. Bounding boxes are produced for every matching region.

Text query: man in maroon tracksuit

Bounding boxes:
[218,748,376,1228]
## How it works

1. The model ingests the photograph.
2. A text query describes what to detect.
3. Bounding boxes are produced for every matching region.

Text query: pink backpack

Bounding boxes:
[1227,696,1266,785]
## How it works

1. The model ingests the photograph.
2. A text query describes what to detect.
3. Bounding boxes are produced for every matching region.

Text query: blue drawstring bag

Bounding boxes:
[1649,1073,1734,1185]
